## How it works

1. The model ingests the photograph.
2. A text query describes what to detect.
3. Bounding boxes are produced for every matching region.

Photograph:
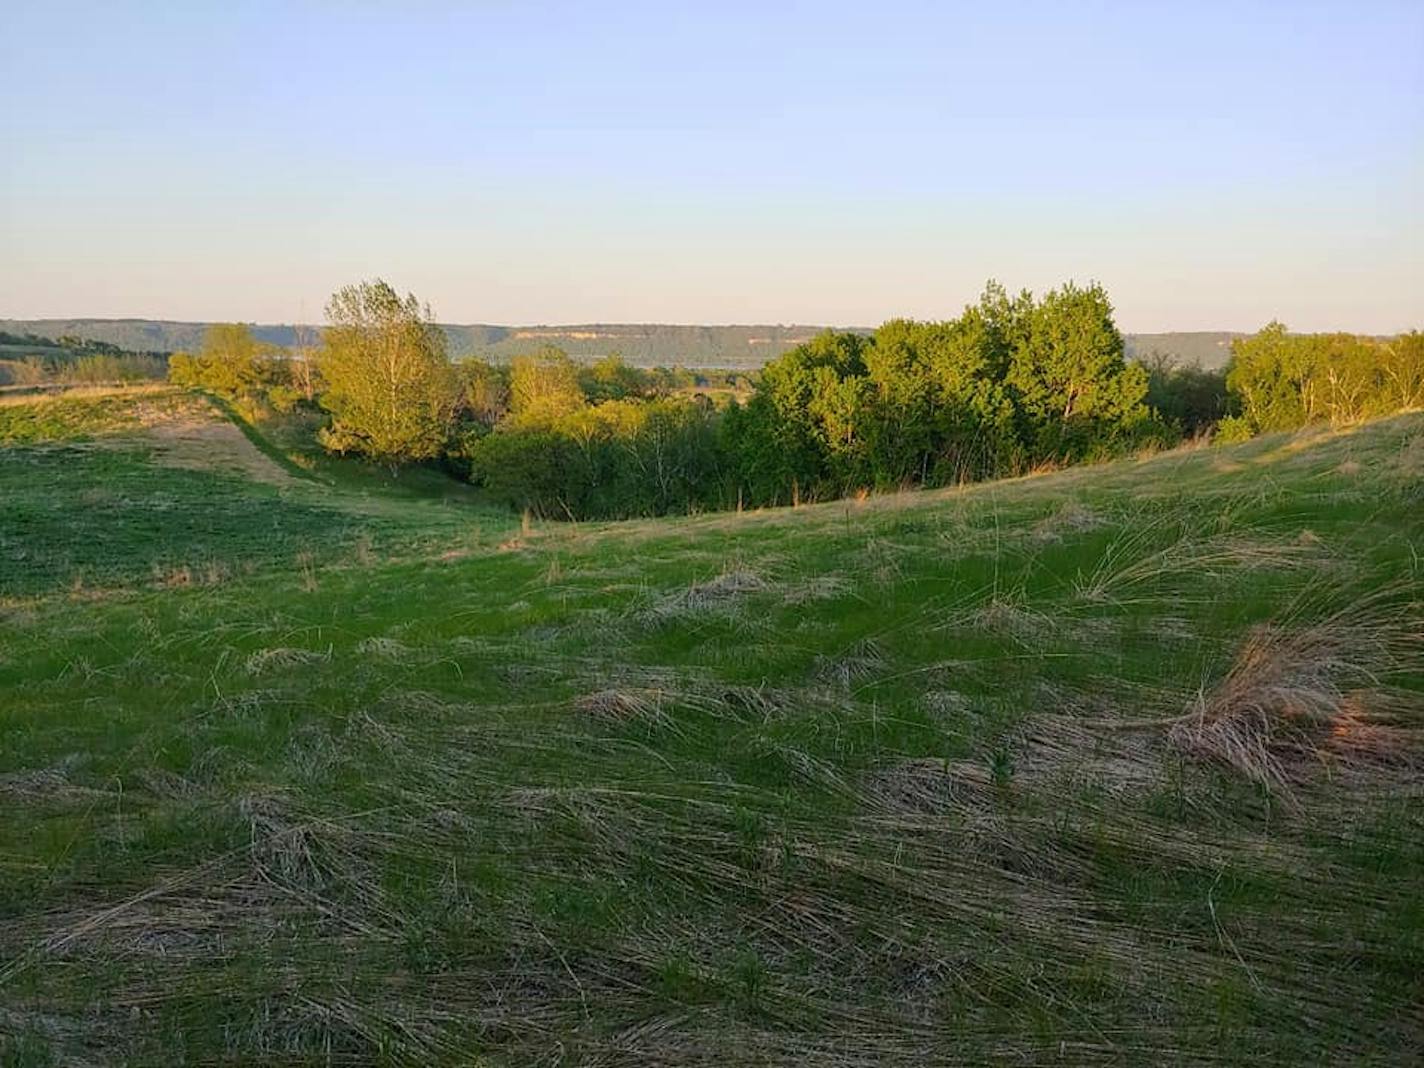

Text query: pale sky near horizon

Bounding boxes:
[3,1,1421,332]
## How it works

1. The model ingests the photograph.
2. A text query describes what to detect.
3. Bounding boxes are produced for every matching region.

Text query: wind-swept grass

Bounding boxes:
[1,393,1421,1065]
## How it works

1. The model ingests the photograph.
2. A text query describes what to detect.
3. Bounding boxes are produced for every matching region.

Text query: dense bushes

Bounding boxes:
[720,282,1164,507]
[466,397,723,518]
[456,346,724,518]
[1218,324,1423,440]
[1145,357,1230,437]
[169,323,317,415]
[0,331,167,387]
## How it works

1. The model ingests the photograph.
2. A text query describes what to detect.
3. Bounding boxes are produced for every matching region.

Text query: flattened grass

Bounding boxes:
[1,395,1422,1064]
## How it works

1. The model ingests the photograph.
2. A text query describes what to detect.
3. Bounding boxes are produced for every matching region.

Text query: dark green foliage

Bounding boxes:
[724,281,1161,507]
[578,353,652,402]
[460,426,577,515]
[1004,281,1154,458]
[1146,356,1231,436]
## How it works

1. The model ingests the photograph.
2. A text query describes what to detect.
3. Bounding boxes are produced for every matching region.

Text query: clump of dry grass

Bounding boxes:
[1075,524,1323,604]
[922,690,974,716]
[861,757,992,815]
[637,567,769,627]
[0,755,106,802]
[782,573,851,605]
[1013,718,1163,798]
[709,684,791,721]
[244,646,328,675]
[814,637,887,687]
[684,567,767,605]
[1169,594,1423,792]
[953,594,1056,644]
[354,635,414,661]
[573,687,672,727]
[1029,499,1105,544]
[237,792,333,891]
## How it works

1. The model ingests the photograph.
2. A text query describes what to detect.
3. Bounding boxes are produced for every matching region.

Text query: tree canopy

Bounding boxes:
[159,276,1422,520]
[316,280,458,466]
[722,282,1159,507]
[1219,323,1423,440]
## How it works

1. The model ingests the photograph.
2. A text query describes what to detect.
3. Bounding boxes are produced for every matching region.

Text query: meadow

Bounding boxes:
[1,388,1421,1065]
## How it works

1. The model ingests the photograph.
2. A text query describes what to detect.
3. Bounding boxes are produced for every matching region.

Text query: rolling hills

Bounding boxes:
[0,319,1245,370]
[1,388,1421,1064]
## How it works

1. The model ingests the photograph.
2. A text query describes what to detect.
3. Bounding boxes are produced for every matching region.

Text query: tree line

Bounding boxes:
[168,279,1422,519]
[0,331,167,388]
[1214,323,1423,440]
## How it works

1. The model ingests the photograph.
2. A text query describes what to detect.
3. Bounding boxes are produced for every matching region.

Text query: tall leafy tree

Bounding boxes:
[457,359,510,427]
[737,330,872,502]
[316,280,458,467]
[1224,322,1311,434]
[1005,281,1149,457]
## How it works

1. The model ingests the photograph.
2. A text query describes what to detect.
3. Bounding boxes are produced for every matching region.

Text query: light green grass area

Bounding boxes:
[1,390,1421,1065]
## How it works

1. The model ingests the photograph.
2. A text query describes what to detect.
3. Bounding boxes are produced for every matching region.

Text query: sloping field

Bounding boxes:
[0,389,515,599]
[1,392,1421,1065]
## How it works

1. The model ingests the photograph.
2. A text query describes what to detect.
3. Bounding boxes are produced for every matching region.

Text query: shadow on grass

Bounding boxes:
[200,391,327,485]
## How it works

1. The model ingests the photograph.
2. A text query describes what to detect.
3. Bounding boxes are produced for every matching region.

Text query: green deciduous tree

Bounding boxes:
[1381,331,1424,412]
[1004,281,1151,458]
[579,353,650,402]
[168,323,282,398]
[1223,323,1419,435]
[508,346,586,426]
[316,280,459,467]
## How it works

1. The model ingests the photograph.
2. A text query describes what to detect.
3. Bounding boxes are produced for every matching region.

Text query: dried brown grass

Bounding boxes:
[1169,594,1423,792]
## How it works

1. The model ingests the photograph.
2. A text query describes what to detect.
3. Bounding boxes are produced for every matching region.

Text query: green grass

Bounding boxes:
[0,389,516,598]
[1,390,1422,1065]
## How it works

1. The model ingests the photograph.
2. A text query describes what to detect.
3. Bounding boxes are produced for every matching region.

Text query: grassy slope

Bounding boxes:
[1,391,1421,1065]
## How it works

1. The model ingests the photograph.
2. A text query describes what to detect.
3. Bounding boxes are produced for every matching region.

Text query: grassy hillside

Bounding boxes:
[2,319,1243,371]
[1,390,1421,1065]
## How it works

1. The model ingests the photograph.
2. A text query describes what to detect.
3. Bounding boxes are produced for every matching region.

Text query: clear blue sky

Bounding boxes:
[3,1,1421,331]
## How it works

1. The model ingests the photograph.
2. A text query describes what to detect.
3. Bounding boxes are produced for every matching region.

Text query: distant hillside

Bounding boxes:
[1,318,1244,370]
[1123,332,1245,370]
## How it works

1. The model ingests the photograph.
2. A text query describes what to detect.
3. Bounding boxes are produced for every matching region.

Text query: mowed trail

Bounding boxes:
[0,384,299,486]
[141,409,296,487]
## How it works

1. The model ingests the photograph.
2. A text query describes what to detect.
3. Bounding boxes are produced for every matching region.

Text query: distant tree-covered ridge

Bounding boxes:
[4,317,1247,371]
